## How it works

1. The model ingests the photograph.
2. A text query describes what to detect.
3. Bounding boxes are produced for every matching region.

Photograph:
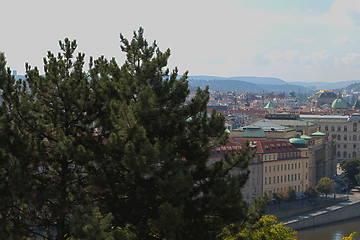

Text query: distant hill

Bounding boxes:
[188,79,263,92]
[290,80,360,90]
[344,82,360,92]
[188,76,309,93]
[188,76,286,85]
[187,75,360,93]
[12,72,360,94]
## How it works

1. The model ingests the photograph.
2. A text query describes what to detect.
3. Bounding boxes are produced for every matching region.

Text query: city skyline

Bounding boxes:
[1,0,360,83]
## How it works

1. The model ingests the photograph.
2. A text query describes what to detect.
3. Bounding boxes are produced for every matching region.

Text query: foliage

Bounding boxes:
[304,186,320,198]
[219,215,297,240]
[340,158,360,188]
[69,207,113,240]
[273,187,297,202]
[316,177,335,199]
[342,232,357,240]
[0,41,101,239]
[0,28,263,239]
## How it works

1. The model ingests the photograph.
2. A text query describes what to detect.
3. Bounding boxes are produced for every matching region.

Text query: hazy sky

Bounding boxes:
[2,0,360,82]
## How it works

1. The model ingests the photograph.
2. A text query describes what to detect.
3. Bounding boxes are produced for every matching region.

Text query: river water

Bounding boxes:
[297,217,360,240]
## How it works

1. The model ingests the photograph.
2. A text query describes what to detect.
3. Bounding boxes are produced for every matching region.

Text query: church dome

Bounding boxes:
[289,138,308,148]
[264,101,275,109]
[311,131,326,136]
[331,98,348,109]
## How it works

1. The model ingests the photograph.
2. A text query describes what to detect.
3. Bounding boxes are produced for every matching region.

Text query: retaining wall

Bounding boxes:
[284,200,360,230]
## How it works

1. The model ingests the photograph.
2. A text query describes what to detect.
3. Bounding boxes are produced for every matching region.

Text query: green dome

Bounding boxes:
[243,126,266,138]
[331,98,348,109]
[264,101,276,109]
[300,135,312,140]
[311,131,326,136]
[289,138,308,148]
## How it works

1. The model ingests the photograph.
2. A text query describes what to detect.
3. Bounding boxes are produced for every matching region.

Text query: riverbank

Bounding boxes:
[278,192,360,230]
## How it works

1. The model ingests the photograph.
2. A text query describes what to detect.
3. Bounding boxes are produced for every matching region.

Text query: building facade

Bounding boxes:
[301,114,360,162]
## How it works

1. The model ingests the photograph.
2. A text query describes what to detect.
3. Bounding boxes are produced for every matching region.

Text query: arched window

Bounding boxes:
[343,151,347,158]
[354,122,357,132]
[344,135,348,141]
[344,126,348,132]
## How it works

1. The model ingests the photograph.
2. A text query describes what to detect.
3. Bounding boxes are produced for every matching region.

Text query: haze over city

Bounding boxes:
[2,0,360,82]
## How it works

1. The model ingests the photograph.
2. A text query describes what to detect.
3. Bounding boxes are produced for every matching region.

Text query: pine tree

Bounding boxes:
[0,40,104,239]
[0,28,258,239]
[95,28,253,239]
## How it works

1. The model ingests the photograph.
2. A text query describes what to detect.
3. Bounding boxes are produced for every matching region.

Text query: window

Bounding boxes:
[306,172,308,179]
[344,126,348,132]
[284,175,286,182]
[354,135,357,141]
[265,178,267,184]
[337,151,340,157]
[294,174,297,181]
[354,122,357,131]
[281,176,283,182]
[325,125,328,131]
[295,163,297,170]
[353,152,357,158]
[331,126,335,131]
[344,135,347,141]
[344,151,347,158]
[277,165,279,171]
[269,155,271,160]
[288,175,290,181]
[269,177,271,184]
[291,163,294,170]
[273,176,275,183]
[338,135,341,141]
[291,174,293,181]
[277,176,279,183]
[281,165,283,171]
[338,125,341,131]
[265,155,267,161]
[344,144,347,149]
[288,164,290,169]
[273,166,275,172]
[285,164,287,170]
[298,173,300,180]
[306,162,308,168]
[354,145,357,149]
[298,163,300,169]
[265,166,267,173]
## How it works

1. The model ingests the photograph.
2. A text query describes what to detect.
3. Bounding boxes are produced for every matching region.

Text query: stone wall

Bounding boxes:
[284,200,360,230]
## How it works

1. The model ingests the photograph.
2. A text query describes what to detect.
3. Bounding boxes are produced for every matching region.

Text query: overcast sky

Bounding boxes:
[2,0,360,82]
